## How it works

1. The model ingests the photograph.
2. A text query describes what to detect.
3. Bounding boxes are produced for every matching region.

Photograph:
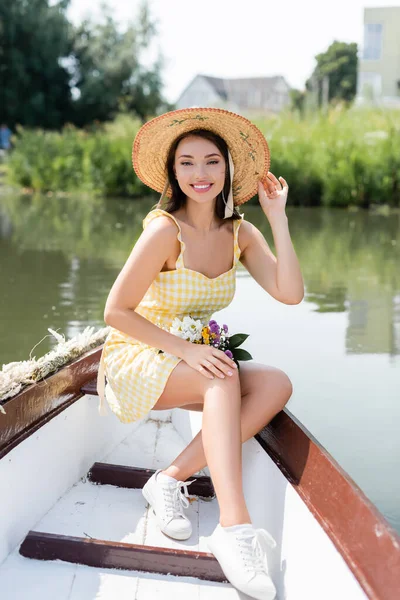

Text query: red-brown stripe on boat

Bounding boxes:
[255,411,400,600]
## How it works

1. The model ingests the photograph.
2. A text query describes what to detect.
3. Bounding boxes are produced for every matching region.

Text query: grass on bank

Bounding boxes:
[5,107,400,208]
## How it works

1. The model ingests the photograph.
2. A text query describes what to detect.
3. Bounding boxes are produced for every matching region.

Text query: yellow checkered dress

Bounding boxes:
[97,208,243,423]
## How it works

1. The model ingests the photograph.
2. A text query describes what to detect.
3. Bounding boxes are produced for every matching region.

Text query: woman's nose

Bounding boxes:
[194,164,207,179]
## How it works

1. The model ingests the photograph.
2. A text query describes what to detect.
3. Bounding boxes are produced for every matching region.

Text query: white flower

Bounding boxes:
[169,316,203,342]
[170,318,185,339]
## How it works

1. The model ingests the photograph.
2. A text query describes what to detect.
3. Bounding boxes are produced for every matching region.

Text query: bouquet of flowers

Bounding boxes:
[169,316,252,369]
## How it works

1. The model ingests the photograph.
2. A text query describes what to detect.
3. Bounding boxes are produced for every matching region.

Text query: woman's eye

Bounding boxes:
[180,160,219,166]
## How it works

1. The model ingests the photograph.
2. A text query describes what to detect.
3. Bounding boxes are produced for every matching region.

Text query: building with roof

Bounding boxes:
[356,6,400,107]
[176,74,291,115]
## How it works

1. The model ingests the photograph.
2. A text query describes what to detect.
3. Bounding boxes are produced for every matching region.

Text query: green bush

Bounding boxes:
[7,115,152,198]
[6,107,400,207]
[254,106,400,208]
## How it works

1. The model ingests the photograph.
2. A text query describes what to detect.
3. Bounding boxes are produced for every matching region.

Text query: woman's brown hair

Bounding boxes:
[161,129,241,221]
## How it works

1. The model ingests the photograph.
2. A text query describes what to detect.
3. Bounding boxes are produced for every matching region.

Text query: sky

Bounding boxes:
[68,0,400,103]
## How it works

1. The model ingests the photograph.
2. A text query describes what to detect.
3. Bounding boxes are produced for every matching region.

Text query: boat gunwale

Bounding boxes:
[0,345,102,460]
[255,412,400,600]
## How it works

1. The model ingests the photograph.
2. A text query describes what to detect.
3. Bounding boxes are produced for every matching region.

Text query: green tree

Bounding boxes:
[0,0,168,129]
[289,89,306,114]
[0,0,73,129]
[306,41,358,106]
[70,1,168,126]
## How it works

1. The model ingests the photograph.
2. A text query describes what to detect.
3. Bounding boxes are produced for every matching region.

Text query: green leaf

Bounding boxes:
[232,348,253,361]
[228,333,249,349]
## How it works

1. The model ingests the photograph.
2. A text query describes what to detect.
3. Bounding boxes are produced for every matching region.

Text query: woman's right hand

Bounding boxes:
[181,343,237,379]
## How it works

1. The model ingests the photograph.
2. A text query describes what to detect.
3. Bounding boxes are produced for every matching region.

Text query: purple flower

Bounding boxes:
[222,324,228,334]
[224,349,233,359]
[209,322,220,334]
[209,320,217,327]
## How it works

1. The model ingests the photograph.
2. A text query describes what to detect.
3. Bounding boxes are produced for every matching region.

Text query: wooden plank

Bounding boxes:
[256,409,400,600]
[19,531,227,582]
[88,463,215,498]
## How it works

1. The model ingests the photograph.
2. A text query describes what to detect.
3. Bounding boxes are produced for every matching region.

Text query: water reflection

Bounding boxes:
[245,204,400,357]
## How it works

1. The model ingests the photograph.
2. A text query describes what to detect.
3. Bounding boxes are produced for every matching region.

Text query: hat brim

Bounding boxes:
[132,107,270,206]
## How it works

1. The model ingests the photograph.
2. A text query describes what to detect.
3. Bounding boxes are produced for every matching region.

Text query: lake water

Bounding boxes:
[0,191,399,535]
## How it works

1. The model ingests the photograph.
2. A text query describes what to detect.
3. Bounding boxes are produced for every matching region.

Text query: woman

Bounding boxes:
[98,107,304,600]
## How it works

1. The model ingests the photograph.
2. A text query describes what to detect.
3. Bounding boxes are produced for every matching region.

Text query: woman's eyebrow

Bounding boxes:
[178,153,222,159]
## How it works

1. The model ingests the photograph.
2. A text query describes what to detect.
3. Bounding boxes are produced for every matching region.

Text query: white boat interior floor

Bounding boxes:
[0,416,250,600]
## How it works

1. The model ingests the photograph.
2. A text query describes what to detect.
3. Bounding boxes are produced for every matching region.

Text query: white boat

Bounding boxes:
[1,345,399,599]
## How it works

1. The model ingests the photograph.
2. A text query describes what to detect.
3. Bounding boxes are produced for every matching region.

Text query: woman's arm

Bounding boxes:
[239,217,304,305]
[239,173,304,305]
[104,216,189,358]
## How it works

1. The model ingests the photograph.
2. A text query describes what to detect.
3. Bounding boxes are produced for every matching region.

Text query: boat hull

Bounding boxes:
[1,346,399,599]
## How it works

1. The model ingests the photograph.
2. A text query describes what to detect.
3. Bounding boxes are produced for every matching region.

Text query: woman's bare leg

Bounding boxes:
[152,361,248,525]
[151,361,292,526]
[202,369,250,525]
[162,362,292,483]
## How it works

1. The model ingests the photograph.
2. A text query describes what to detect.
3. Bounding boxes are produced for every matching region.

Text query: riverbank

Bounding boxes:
[4,108,400,208]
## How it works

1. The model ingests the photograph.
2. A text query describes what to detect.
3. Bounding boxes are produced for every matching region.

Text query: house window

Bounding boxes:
[363,23,383,60]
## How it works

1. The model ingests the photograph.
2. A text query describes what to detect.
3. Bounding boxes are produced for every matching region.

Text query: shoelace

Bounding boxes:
[236,527,277,576]
[162,478,197,520]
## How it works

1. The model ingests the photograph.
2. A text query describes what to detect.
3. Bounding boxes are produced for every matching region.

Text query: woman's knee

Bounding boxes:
[201,366,241,394]
[243,363,293,407]
[275,367,293,395]
[265,367,293,407]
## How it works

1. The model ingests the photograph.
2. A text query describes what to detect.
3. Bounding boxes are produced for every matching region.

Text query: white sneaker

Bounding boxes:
[142,470,195,540]
[207,523,277,600]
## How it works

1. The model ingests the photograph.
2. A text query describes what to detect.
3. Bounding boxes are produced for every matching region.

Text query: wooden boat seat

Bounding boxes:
[19,461,225,581]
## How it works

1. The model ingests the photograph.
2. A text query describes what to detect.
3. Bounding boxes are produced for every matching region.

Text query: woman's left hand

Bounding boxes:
[258,172,289,220]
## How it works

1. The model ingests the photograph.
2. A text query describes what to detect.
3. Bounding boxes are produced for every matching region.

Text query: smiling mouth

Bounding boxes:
[191,184,213,192]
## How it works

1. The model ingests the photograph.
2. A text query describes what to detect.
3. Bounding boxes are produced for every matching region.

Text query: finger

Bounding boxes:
[213,349,237,366]
[279,176,289,189]
[267,171,282,189]
[198,364,214,380]
[203,359,226,379]
[213,351,237,370]
[259,178,274,195]
[263,176,276,193]
[260,181,278,199]
[208,357,234,377]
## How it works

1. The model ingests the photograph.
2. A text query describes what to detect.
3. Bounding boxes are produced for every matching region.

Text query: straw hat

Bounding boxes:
[132,107,270,206]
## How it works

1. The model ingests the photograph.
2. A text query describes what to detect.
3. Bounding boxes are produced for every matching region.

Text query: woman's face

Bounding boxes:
[174,136,226,205]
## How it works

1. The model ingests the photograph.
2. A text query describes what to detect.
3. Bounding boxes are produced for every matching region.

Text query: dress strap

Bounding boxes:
[143,208,185,269]
[232,216,244,266]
